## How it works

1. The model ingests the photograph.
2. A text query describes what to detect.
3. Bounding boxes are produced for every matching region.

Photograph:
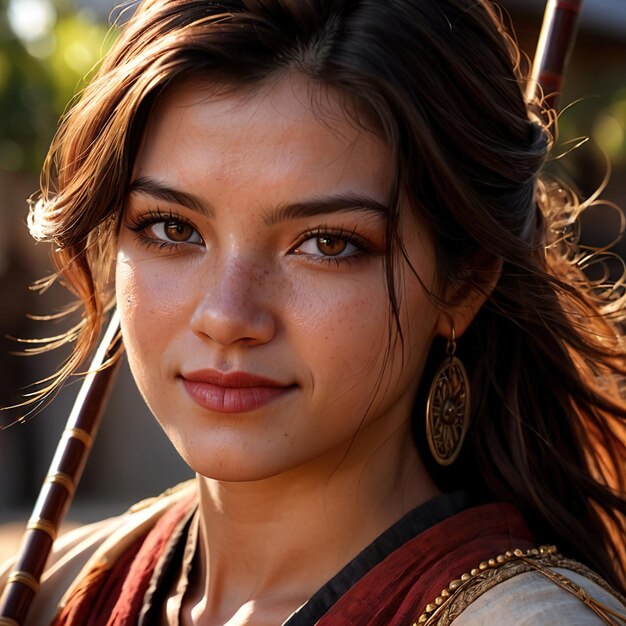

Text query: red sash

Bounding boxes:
[51,500,534,625]
[317,502,534,624]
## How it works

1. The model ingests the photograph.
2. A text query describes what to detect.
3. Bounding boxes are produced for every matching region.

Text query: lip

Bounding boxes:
[180,369,296,414]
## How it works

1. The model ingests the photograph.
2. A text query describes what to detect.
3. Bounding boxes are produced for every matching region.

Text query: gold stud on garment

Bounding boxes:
[425,327,470,466]
[412,546,560,626]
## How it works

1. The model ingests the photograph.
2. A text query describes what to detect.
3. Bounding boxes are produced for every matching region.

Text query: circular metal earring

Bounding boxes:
[425,327,470,466]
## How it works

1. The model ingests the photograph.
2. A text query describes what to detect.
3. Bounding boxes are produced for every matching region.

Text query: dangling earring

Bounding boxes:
[426,327,470,466]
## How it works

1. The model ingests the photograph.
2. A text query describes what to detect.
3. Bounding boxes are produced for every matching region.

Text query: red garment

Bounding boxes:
[51,496,195,626]
[50,500,534,625]
[317,502,534,624]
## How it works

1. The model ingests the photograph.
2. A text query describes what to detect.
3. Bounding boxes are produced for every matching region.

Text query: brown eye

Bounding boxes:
[144,219,203,245]
[317,235,347,256]
[294,232,360,261]
[164,220,195,242]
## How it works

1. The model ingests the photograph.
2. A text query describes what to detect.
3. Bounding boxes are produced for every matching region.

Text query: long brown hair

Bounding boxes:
[23,0,626,592]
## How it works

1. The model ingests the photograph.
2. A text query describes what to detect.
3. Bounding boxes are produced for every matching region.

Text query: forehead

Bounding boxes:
[132,73,393,205]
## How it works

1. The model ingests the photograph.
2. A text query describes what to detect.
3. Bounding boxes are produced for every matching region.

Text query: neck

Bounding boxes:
[185,419,440,624]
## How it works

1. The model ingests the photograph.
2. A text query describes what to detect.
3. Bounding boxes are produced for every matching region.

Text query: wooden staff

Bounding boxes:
[0,0,586,623]
[0,311,122,626]
[526,0,584,110]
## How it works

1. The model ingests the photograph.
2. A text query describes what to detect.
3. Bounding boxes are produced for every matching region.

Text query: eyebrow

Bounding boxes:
[128,176,389,224]
[129,177,214,217]
[263,195,389,226]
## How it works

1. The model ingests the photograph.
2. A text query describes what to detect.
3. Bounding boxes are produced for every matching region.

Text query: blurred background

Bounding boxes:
[0,0,625,561]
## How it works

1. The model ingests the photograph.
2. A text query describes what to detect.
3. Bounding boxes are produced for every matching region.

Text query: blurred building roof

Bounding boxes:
[504,0,626,39]
[75,0,626,39]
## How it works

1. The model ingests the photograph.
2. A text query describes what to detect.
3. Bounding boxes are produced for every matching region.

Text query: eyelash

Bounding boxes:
[125,209,202,252]
[124,209,374,266]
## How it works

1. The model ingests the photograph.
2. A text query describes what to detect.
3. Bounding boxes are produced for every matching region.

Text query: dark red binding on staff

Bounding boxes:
[0,312,122,626]
[526,0,584,110]
[0,0,586,623]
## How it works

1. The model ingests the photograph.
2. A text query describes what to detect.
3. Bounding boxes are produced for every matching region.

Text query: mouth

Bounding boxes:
[179,369,297,414]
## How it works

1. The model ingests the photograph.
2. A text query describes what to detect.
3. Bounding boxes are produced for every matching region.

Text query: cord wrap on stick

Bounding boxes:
[61,427,93,449]
[25,520,57,542]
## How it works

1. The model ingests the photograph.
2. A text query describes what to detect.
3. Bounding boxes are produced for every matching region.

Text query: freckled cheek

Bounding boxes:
[287,280,390,375]
[115,257,194,361]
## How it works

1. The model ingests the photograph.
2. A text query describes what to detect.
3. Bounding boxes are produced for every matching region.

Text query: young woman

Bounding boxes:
[2,0,626,624]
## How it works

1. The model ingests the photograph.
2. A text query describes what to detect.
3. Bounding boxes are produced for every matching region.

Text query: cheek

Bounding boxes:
[115,255,152,386]
[287,274,391,397]
[117,253,185,309]
[328,296,387,369]
[312,268,437,411]
[115,252,190,382]
[115,255,140,316]
[291,289,382,338]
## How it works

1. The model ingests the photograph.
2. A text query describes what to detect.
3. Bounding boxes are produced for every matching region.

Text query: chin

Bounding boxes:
[176,443,300,483]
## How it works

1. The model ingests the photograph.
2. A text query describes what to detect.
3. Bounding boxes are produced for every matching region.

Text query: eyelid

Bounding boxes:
[289,227,378,269]
[124,207,204,248]
[125,207,190,229]
[147,222,203,245]
[291,227,373,253]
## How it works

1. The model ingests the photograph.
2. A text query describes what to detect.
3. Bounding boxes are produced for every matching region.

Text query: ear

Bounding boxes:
[435,251,502,339]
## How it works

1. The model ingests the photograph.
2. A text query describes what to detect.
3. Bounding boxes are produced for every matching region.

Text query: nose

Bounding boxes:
[190,258,276,347]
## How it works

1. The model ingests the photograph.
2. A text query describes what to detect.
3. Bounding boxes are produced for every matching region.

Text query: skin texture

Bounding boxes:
[115,74,478,625]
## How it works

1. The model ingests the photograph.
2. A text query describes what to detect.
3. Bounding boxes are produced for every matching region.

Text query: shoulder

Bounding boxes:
[417,547,626,626]
[450,566,626,625]
[0,480,196,626]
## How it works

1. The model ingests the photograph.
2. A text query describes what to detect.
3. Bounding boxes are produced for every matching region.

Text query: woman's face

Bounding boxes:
[116,75,444,481]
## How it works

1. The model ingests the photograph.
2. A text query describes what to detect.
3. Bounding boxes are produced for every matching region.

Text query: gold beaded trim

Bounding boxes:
[27,518,58,541]
[44,472,75,497]
[414,545,558,625]
[6,570,39,594]
[414,545,626,626]
[62,427,93,449]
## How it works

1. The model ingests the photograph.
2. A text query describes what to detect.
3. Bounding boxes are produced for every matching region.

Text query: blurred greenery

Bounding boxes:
[560,77,626,176]
[0,0,113,173]
[593,90,626,166]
